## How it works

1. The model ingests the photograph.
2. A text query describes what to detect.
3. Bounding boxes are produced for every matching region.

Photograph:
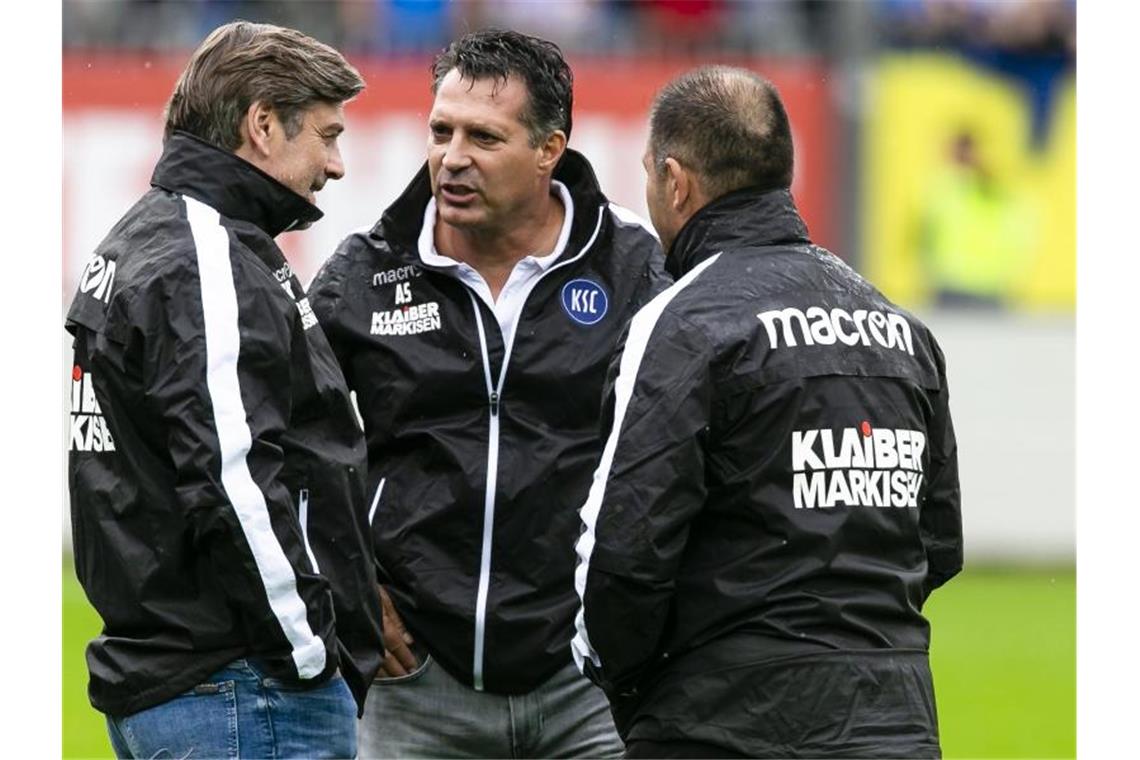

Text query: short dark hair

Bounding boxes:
[164,21,364,151]
[649,66,794,199]
[431,29,573,147]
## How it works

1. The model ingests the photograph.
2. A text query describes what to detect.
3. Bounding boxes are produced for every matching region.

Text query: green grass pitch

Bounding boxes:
[62,563,1075,759]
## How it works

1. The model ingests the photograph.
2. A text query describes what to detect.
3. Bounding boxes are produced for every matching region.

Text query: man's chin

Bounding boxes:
[436,204,485,229]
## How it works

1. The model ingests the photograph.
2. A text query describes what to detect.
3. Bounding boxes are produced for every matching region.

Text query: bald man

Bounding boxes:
[572,66,962,759]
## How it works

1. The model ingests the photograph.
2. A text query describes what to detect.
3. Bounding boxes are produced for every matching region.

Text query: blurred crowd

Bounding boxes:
[63,0,830,56]
[63,0,1073,60]
[878,0,1074,57]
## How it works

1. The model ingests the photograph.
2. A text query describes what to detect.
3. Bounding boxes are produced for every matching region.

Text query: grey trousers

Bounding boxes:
[358,656,624,758]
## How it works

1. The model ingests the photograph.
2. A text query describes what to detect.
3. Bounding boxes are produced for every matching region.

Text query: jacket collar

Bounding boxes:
[150,131,323,237]
[666,187,810,279]
[373,148,608,262]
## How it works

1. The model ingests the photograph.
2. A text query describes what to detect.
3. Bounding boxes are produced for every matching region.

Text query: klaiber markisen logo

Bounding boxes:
[70,366,115,453]
[792,421,924,509]
[371,302,442,336]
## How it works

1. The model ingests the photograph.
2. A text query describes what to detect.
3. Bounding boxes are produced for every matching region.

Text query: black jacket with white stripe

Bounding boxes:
[308,151,670,694]
[66,132,384,717]
[572,187,962,757]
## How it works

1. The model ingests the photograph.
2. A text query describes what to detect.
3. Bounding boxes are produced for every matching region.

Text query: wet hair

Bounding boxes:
[431,28,573,147]
[163,20,364,150]
[649,65,794,199]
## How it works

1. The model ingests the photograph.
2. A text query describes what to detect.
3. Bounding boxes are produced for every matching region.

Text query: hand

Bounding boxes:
[377,585,419,678]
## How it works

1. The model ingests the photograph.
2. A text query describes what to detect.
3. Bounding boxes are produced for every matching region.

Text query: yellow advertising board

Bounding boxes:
[863,53,1075,311]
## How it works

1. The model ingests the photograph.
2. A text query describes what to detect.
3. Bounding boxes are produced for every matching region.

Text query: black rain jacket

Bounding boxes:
[66,132,384,717]
[573,187,962,758]
[309,150,670,694]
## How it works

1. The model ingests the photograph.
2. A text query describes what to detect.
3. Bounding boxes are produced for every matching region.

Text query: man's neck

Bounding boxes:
[434,190,565,300]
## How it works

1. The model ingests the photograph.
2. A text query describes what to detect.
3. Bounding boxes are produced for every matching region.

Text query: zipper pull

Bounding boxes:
[489,391,500,417]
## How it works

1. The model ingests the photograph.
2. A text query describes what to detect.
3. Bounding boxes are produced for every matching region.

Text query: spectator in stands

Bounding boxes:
[918,129,1036,308]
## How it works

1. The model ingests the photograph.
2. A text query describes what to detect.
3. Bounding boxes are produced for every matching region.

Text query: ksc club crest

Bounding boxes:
[561,278,609,326]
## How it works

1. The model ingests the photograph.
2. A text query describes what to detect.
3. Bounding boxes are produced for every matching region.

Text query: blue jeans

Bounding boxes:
[358,657,623,758]
[106,659,356,759]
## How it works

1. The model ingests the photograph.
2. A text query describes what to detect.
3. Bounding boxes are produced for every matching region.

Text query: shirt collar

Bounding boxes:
[416,181,575,271]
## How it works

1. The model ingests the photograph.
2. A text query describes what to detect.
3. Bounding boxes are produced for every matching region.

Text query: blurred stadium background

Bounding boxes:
[62,1,1076,758]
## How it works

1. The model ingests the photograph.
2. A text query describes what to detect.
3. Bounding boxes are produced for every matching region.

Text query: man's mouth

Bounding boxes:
[440,182,478,204]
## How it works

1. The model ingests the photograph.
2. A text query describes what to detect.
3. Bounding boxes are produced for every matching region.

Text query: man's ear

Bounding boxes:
[664,157,691,212]
[536,130,567,174]
[240,101,276,159]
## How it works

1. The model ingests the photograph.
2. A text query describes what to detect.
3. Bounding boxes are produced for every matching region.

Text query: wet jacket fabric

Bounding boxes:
[66,132,384,717]
[572,187,962,757]
[309,150,670,694]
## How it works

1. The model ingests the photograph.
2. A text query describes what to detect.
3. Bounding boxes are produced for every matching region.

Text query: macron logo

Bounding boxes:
[78,255,116,304]
[757,306,914,355]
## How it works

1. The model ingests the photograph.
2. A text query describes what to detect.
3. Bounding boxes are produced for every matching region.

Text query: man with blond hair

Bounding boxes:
[66,21,383,758]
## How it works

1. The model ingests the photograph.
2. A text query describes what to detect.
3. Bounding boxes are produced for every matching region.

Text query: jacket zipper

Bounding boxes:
[465,206,605,691]
[468,294,499,692]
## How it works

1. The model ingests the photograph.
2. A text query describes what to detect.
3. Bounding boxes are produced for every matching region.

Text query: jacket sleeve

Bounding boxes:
[920,338,963,601]
[308,239,390,584]
[619,213,674,310]
[120,227,335,680]
[307,239,353,369]
[572,307,715,697]
[637,245,673,308]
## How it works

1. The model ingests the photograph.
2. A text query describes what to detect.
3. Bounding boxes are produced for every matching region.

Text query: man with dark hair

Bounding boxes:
[66,21,383,758]
[309,28,668,759]
[573,65,963,759]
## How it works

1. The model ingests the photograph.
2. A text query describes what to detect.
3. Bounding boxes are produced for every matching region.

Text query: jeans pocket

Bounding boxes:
[116,681,238,759]
[246,656,343,692]
[263,675,357,759]
[374,654,433,685]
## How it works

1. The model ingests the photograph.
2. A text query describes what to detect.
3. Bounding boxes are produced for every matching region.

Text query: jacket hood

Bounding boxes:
[150,131,324,237]
[666,187,810,279]
[373,148,609,262]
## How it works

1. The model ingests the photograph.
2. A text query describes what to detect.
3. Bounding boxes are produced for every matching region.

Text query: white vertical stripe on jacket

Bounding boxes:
[185,195,327,679]
[571,253,722,673]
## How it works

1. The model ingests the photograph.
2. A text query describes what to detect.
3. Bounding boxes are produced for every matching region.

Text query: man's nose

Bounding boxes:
[326,144,345,181]
[441,134,471,172]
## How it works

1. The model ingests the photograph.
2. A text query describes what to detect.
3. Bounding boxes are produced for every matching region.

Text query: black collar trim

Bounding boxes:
[150,131,323,237]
